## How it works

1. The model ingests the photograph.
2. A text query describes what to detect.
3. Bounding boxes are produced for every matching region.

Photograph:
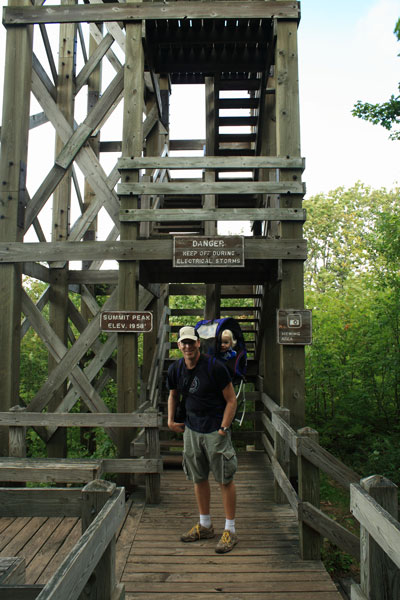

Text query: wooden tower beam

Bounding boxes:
[275,14,305,431]
[118,6,144,458]
[0,2,33,455]
[48,8,76,458]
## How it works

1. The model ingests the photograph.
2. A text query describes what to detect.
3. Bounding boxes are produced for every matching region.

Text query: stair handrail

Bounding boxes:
[146,304,171,408]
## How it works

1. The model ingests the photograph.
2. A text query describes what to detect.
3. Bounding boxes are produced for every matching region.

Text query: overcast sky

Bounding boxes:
[0,0,399,202]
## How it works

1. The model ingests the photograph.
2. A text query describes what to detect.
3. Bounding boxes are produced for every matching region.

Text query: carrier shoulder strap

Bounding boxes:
[205,354,217,383]
[174,356,198,399]
[173,357,184,386]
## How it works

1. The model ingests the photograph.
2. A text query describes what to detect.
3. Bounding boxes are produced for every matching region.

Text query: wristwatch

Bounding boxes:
[219,426,229,433]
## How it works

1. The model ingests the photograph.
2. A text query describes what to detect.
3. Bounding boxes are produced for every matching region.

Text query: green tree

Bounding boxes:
[304,185,400,483]
[304,183,398,292]
[352,18,400,140]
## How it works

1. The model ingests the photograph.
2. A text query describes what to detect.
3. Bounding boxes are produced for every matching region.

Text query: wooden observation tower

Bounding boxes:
[0,0,306,462]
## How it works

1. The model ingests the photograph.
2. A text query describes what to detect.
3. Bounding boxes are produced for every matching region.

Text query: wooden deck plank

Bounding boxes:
[119,452,342,599]
[0,518,32,552]
[115,500,145,581]
[33,518,80,585]
[14,518,59,565]
[25,518,79,584]
[125,594,341,600]
[0,453,342,598]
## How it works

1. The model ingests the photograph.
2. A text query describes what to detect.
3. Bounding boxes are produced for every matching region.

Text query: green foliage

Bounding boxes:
[322,542,354,576]
[352,18,400,140]
[319,476,359,578]
[304,183,399,291]
[305,184,400,485]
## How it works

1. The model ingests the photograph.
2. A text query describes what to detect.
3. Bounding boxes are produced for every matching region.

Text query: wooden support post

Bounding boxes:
[262,281,281,403]
[258,68,277,239]
[275,15,305,435]
[0,10,33,456]
[142,89,163,238]
[83,22,102,262]
[8,405,27,458]
[81,480,118,600]
[358,475,400,600]
[48,9,76,459]
[81,21,102,462]
[145,407,161,504]
[298,427,321,560]
[274,407,290,504]
[118,5,144,462]
[141,87,165,380]
[259,64,280,409]
[204,77,220,320]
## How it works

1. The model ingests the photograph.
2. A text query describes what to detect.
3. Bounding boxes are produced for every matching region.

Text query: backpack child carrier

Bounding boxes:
[194,317,247,425]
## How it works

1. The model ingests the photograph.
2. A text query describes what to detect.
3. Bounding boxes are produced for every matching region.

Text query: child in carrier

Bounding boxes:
[218,329,237,363]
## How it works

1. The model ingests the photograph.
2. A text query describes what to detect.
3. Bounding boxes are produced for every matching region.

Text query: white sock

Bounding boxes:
[200,514,212,528]
[225,519,235,533]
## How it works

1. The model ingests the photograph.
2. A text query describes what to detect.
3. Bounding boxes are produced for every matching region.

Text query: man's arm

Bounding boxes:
[219,382,237,434]
[167,388,185,433]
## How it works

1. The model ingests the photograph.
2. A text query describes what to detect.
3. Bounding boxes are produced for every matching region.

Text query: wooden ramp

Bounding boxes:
[0,452,342,598]
[118,451,342,599]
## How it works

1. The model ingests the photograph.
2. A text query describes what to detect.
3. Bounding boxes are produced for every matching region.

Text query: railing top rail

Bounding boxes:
[4,2,301,27]
[117,156,305,170]
[350,482,400,570]
[0,410,162,428]
[260,392,360,489]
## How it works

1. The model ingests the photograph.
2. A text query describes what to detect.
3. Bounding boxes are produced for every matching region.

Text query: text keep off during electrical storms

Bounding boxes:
[173,236,244,267]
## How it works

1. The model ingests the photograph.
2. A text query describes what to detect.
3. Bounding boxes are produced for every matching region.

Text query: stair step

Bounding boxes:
[221,294,262,299]
[216,149,255,156]
[217,79,261,91]
[217,133,256,143]
[218,116,258,126]
[218,98,259,109]
[153,224,204,231]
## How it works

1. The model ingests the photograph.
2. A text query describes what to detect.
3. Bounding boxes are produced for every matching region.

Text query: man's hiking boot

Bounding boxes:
[215,529,238,553]
[181,523,215,542]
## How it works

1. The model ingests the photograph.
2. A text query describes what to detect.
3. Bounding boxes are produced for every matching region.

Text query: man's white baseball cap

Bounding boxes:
[178,326,199,343]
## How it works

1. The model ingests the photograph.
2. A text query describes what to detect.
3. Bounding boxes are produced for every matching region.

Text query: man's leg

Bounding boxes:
[215,480,238,553]
[181,479,215,542]
[219,480,236,520]
[195,479,211,514]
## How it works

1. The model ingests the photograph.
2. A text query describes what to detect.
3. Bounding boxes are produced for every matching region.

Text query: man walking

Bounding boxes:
[167,325,238,553]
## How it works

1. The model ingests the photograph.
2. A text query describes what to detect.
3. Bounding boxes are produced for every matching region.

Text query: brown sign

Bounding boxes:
[173,236,244,267]
[100,311,153,333]
[277,309,312,345]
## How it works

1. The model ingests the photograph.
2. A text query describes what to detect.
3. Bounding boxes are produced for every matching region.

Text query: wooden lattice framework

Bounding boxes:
[0,0,306,460]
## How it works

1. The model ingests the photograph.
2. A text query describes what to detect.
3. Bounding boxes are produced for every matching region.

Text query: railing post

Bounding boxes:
[80,480,118,600]
[8,406,26,458]
[358,475,400,600]
[297,427,321,560]
[145,407,161,504]
[274,407,290,504]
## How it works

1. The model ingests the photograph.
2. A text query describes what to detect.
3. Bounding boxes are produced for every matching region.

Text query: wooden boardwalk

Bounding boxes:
[0,452,342,599]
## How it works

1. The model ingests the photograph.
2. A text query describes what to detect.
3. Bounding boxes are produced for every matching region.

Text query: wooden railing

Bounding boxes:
[260,390,400,599]
[0,408,163,503]
[0,480,125,600]
[146,304,171,409]
[132,306,170,458]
